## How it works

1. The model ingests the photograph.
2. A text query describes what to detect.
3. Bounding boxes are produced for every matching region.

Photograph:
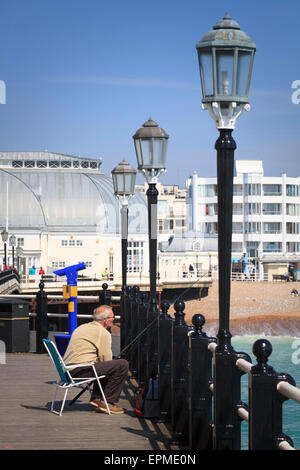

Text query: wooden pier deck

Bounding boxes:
[0,352,178,451]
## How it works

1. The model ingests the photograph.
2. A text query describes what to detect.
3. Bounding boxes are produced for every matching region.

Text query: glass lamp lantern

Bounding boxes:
[133,118,169,183]
[196,13,256,129]
[1,230,8,243]
[9,234,16,247]
[111,160,137,198]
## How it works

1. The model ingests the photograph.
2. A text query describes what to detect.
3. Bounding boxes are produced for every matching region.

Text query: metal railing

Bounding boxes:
[119,285,300,450]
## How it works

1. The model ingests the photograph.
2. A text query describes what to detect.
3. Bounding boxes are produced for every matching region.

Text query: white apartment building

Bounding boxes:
[187,160,300,279]
[135,182,187,241]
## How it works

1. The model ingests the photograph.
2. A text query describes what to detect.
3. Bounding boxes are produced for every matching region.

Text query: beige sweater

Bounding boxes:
[63,321,112,365]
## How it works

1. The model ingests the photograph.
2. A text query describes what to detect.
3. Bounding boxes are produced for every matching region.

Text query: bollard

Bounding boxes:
[171,300,190,445]
[213,342,251,450]
[137,292,149,386]
[99,283,112,306]
[189,314,216,449]
[158,299,173,422]
[130,286,140,377]
[249,339,295,450]
[36,281,48,353]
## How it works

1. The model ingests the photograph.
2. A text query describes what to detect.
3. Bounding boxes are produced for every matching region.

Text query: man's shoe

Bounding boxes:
[96,402,125,414]
[89,398,106,409]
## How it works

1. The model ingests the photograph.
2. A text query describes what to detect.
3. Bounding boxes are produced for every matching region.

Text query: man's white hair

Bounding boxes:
[93,305,113,322]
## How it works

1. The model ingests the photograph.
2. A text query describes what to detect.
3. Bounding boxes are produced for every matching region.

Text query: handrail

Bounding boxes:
[237,406,249,423]
[278,440,296,451]
[277,381,300,404]
[236,358,252,374]
[29,312,121,321]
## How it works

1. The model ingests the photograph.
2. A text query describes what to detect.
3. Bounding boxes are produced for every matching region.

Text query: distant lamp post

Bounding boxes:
[111,160,136,285]
[1,229,8,269]
[111,160,136,350]
[9,234,16,268]
[196,13,255,450]
[16,246,23,273]
[208,251,212,276]
[108,248,115,281]
[133,117,169,378]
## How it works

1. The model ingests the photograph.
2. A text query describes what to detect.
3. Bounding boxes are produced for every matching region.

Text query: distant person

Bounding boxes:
[63,305,128,414]
[39,267,45,275]
[189,264,194,276]
[102,267,108,280]
[182,264,187,278]
[29,266,36,275]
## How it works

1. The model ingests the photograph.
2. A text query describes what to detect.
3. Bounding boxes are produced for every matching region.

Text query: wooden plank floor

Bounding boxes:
[0,353,178,451]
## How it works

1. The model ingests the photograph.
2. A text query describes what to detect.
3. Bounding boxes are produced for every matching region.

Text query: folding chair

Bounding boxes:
[43,339,111,416]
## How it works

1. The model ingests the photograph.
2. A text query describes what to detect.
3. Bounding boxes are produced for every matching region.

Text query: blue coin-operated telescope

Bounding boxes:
[53,262,86,356]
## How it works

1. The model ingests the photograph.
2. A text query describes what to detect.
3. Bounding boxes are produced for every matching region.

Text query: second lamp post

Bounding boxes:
[133,117,169,378]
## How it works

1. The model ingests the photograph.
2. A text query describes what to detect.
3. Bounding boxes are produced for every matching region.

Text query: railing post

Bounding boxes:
[249,339,295,450]
[213,344,251,450]
[189,314,216,450]
[36,281,48,353]
[130,285,140,377]
[158,299,172,422]
[171,299,190,445]
[137,291,149,386]
[99,283,111,306]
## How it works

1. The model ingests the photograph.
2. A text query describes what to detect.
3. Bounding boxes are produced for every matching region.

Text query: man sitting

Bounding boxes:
[63,305,128,414]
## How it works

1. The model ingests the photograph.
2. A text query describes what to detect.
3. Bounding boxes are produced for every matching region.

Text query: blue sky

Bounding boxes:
[0,0,299,187]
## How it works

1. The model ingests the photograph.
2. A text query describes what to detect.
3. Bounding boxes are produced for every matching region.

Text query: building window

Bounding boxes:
[246,203,261,215]
[52,261,65,268]
[127,241,144,273]
[262,203,281,215]
[205,223,218,234]
[263,242,282,253]
[81,161,89,168]
[76,240,83,246]
[232,222,243,233]
[245,184,261,196]
[73,161,80,168]
[61,240,68,246]
[12,160,23,168]
[286,185,300,197]
[287,242,300,253]
[233,203,243,215]
[286,222,300,234]
[286,204,300,216]
[69,240,75,246]
[233,184,243,196]
[25,161,35,168]
[61,161,71,168]
[263,222,282,234]
[49,161,59,168]
[198,184,217,197]
[17,237,24,246]
[90,162,97,169]
[245,222,261,233]
[232,242,243,252]
[37,161,47,168]
[263,184,282,196]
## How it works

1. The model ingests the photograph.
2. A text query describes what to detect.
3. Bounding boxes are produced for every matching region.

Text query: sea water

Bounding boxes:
[231,335,300,450]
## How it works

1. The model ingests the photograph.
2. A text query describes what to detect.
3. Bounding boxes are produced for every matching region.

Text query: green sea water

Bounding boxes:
[231,335,300,450]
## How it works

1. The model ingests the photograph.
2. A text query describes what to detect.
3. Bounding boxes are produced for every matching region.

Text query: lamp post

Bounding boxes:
[1,229,8,270]
[111,159,136,352]
[16,246,23,273]
[196,13,255,449]
[133,118,169,378]
[9,234,16,268]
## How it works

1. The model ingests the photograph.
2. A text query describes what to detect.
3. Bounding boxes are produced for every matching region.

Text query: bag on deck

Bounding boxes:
[135,377,159,419]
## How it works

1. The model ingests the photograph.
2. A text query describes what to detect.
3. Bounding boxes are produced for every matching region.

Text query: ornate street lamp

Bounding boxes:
[111,159,136,351]
[133,118,169,378]
[9,234,16,268]
[196,14,256,449]
[1,229,8,269]
[16,246,23,273]
[133,118,169,304]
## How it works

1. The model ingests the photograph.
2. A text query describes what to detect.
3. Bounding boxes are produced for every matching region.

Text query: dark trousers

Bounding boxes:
[72,359,129,404]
